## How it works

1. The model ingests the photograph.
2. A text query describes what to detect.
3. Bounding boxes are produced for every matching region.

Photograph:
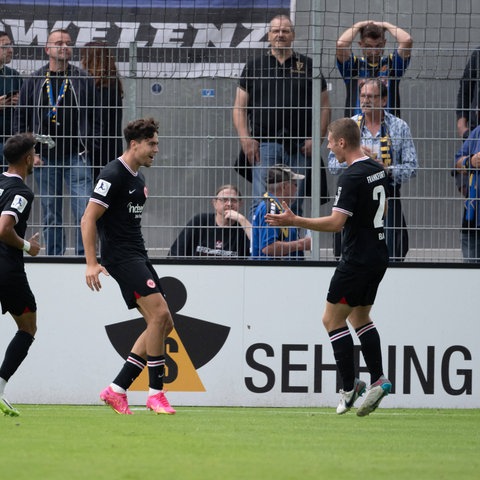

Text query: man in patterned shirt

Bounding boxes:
[329,78,417,261]
[0,133,40,416]
[81,118,175,415]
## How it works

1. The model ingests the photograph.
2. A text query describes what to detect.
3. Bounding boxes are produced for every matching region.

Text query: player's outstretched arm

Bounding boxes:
[265,202,297,226]
[266,202,348,233]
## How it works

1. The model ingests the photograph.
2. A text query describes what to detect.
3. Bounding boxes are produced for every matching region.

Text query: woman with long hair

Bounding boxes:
[81,41,123,178]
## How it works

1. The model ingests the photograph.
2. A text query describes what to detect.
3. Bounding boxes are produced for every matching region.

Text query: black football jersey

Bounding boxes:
[333,157,389,268]
[0,173,34,273]
[89,158,148,265]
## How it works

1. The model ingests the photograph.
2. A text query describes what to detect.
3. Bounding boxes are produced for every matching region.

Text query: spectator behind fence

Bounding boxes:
[454,127,480,262]
[0,31,22,163]
[0,133,41,417]
[457,47,480,139]
[80,41,123,179]
[14,29,101,256]
[169,184,251,258]
[336,20,412,118]
[251,165,311,260]
[233,14,331,218]
[329,79,417,261]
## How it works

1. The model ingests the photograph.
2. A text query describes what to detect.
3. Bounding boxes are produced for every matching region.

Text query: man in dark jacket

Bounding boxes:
[14,29,101,255]
[0,31,22,163]
[457,47,480,139]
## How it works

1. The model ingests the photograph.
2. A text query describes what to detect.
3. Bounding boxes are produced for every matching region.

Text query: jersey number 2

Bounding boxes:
[372,185,386,228]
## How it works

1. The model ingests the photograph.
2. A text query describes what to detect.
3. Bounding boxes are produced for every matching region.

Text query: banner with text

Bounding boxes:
[1,0,291,77]
[1,263,477,409]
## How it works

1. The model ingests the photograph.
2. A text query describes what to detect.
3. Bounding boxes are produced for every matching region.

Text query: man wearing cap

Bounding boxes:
[251,165,311,259]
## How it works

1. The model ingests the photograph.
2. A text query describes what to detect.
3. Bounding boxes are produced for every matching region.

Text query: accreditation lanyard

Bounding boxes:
[45,71,69,124]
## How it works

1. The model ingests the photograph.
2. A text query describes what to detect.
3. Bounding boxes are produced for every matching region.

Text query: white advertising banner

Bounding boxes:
[1,263,477,408]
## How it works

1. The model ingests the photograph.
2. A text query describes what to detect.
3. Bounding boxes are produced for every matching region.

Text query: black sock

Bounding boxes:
[329,326,355,391]
[147,355,165,391]
[113,352,146,390]
[356,322,384,384]
[0,330,34,382]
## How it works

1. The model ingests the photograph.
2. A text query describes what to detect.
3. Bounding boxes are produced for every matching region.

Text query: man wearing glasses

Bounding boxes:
[169,184,251,258]
[14,29,101,256]
[328,78,417,261]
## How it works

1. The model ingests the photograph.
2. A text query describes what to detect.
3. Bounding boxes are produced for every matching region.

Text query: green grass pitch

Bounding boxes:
[1,405,479,479]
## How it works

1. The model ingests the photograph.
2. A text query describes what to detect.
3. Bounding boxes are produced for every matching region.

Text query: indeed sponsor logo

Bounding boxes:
[128,202,144,215]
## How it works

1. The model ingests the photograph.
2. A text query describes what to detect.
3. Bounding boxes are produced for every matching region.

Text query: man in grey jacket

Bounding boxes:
[14,29,101,255]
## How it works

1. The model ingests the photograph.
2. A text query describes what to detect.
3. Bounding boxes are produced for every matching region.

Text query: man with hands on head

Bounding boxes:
[266,118,392,417]
[336,20,413,118]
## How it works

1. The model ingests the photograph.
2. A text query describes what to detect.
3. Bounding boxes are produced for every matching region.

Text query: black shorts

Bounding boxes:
[327,265,387,307]
[106,259,164,309]
[0,272,37,316]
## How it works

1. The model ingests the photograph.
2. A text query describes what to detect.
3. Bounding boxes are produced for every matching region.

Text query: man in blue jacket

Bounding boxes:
[251,165,311,260]
[14,29,101,255]
[454,126,480,262]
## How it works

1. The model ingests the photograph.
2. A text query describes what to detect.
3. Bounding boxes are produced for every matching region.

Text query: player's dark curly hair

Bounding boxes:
[124,117,159,146]
[3,133,36,164]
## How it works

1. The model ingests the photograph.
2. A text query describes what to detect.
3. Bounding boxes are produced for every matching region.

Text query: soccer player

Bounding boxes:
[81,118,175,415]
[0,133,41,417]
[266,118,392,416]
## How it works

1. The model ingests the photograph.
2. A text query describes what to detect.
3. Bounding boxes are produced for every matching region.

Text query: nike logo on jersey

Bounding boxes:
[129,189,136,194]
